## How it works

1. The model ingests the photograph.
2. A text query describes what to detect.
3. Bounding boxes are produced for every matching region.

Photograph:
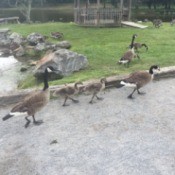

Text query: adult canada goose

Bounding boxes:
[83,78,106,104]
[129,42,148,52]
[152,19,162,28]
[2,66,57,128]
[118,34,139,67]
[50,32,64,40]
[116,65,160,99]
[170,19,175,26]
[52,81,83,106]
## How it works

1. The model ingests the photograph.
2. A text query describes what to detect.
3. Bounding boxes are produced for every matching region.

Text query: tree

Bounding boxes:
[15,0,32,23]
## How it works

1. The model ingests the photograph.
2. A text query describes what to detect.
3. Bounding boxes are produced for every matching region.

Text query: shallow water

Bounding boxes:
[0,55,22,95]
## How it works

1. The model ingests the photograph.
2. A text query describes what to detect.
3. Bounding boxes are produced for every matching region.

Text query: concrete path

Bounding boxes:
[0,78,175,175]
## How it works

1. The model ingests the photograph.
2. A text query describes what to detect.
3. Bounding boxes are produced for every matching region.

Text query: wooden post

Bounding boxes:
[128,0,132,21]
[96,0,100,26]
[120,0,123,23]
[75,0,80,24]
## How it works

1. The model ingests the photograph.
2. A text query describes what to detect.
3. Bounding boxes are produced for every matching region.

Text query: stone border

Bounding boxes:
[1,66,175,107]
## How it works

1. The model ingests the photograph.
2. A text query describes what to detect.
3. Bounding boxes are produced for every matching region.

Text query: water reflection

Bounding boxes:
[0,55,22,94]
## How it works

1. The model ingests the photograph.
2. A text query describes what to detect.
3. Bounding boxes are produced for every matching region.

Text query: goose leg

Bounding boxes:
[137,89,146,95]
[32,115,43,125]
[96,95,103,100]
[137,54,140,59]
[68,96,79,103]
[89,93,96,104]
[128,88,136,99]
[63,96,69,106]
[24,116,31,128]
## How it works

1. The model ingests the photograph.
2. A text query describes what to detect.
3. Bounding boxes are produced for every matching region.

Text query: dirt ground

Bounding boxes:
[0,78,175,175]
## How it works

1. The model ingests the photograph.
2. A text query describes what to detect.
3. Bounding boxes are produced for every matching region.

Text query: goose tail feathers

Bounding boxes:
[2,114,14,121]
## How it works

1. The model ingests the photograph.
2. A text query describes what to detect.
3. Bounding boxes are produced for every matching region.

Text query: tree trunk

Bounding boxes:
[26,0,32,23]
[16,0,32,23]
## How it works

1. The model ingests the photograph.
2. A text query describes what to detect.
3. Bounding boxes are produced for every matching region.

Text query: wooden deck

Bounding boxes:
[0,17,20,24]
[121,21,148,29]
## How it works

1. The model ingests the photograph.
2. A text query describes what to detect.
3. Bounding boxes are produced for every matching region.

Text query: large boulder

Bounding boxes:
[9,32,24,45]
[0,29,11,46]
[27,33,45,46]
[34,49,88,80]
[55,41,71,49]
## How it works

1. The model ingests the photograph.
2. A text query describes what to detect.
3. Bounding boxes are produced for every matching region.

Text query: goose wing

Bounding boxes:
[125,71,151,87]
[11,90,49,115]
[122,50,133,60]
[53,86,75,96]
[85,83,102,92]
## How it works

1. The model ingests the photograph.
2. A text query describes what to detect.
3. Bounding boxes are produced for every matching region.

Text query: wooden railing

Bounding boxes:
[74,8,122,27]
[0,17,20,24]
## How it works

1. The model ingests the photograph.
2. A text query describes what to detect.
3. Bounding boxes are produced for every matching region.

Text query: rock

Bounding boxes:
[27,32,46,46]
[34,42,58,51]
[9,32,24,45]
[20,67,28,72]
[50,140,58,145]
[34,43,46,51]
[34,49,88,80]
[13,45,25,57]
[0,48,12,57]
[56,41,71,49]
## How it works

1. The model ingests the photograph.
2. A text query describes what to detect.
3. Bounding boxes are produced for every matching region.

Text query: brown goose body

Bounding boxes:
[2,66,56,128]
[132,42,148,52]
[11,89,50,116]
[118,65,160,99]
[53,82,83,106]
[84,78,106,104]
[118,34,139,67]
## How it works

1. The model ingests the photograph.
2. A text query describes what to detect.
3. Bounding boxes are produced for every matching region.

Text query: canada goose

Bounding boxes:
[116,65,160,99]
[2,66,57,128]
[170,19,175,26]
[83,78,106,104]
[129,42,148,52]
[51,32,64,40]
[52,81,83,106]
[152,19,162,28]
[118,34,140,67]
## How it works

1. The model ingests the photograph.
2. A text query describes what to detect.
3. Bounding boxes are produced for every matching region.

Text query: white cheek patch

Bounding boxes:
[10,112,28,117]
[153,68,160,74]
[120,81,137,88]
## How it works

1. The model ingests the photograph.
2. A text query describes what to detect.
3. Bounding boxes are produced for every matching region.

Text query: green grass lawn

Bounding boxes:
[1,22,175,88]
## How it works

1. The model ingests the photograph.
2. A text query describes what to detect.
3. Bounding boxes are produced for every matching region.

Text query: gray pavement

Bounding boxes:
[0,78,175,175]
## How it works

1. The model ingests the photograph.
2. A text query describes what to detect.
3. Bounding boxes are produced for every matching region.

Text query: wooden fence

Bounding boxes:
[74,8,123,27]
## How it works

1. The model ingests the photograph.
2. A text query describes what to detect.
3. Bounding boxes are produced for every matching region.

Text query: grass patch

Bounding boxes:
[1,22,175,88]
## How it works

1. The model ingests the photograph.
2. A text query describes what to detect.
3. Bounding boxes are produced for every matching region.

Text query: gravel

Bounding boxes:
[0,78,175,175]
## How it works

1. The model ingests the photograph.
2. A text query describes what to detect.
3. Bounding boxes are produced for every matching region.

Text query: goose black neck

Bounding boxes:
[130,35,135,49]
[149,66,154,74]
[43,68,49,91]
[74,82,80,90]
[74,83,78,90]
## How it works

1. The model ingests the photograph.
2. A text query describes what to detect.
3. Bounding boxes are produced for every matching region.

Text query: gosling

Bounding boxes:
[53,81,83,106]
[83,78,106,104]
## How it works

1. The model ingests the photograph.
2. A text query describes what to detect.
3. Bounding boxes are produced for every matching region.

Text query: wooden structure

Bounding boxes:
[0,17,20,24]
[74,0,132,27]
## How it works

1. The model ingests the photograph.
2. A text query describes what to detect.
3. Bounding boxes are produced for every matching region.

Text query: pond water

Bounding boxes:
[0,54,24,95]
[1,9,74,23]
